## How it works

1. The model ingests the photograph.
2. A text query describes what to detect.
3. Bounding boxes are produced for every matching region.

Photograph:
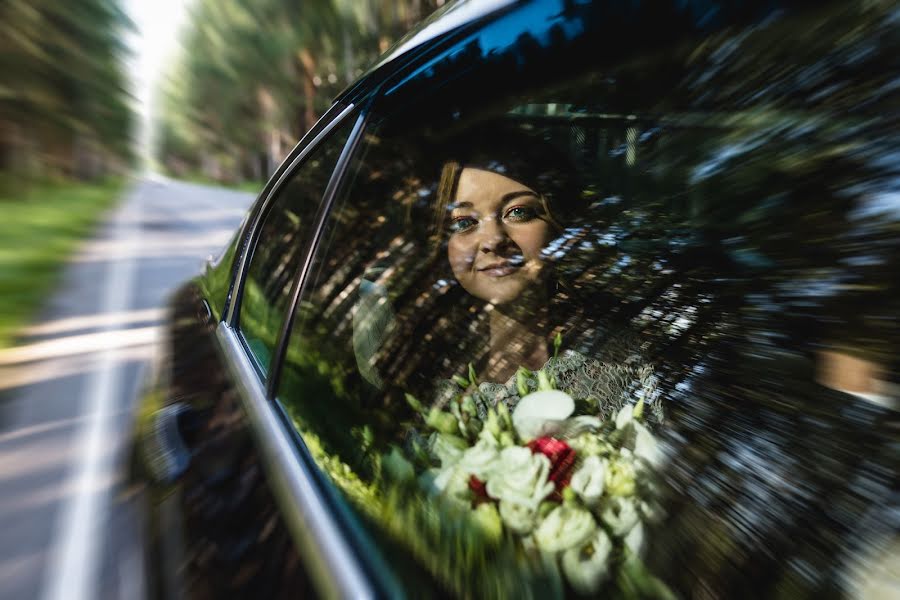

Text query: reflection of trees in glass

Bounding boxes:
[240,122,353,370]
[277,3,898,594]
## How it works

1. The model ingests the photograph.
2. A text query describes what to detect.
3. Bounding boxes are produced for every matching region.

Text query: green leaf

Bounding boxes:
[405,393,424,414]
[426,407,459,435]
[382,446,415,482]
[537,369,554,391]
[633,396,645,420]
[516,367,530,397]
[618,551,677,600]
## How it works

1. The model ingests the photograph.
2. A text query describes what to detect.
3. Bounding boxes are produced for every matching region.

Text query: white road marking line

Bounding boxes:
[0,326,160,366]
[40,185,142,600]
[20,307,163,337]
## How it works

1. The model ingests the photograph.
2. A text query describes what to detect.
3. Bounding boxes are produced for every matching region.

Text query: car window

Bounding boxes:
[238,117,355,374]
[275,20,897,600]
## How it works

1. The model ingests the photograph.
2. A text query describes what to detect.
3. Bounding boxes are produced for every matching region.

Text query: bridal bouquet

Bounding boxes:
[397,360,669,595]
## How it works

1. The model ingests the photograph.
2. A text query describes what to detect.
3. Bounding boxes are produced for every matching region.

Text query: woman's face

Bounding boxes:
[447,167,555,305]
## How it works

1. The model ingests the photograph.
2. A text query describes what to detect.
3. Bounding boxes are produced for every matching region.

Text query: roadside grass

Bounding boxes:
[174,172,263,194]
[0,178,125,349]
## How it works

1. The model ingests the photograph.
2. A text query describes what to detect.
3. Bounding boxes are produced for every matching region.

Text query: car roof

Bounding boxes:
[372,0,518,72]
[335,0,816,109]
[334,0,518,105]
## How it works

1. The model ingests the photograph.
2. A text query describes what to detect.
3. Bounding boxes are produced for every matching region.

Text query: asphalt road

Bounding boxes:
[0,177,255,600]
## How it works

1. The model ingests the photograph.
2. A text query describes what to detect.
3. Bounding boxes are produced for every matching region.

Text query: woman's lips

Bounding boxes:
[477,262,520,277]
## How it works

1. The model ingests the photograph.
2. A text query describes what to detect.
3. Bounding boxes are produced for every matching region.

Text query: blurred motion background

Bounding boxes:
[0,1,442,598]
[155,0,448,185]
[0,0,898,599]
[1,0,447,348]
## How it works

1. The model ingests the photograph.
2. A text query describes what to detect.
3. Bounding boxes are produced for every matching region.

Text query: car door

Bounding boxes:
[134,103,367,599]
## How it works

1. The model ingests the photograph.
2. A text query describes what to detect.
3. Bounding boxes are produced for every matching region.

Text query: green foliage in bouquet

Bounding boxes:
[397,362,674,597]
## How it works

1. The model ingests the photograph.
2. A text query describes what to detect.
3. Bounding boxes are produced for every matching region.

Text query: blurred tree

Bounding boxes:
[0,0,135,181]
[156,0,446,183]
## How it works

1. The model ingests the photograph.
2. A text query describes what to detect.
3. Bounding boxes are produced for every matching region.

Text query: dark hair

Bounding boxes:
[433,121,581,232]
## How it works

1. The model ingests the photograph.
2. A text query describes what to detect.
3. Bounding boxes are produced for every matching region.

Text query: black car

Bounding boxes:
[128,1,899,598]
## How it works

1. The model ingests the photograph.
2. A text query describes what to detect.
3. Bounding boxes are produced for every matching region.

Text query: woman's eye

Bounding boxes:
[504,205,537,221]
[450,216,477,233]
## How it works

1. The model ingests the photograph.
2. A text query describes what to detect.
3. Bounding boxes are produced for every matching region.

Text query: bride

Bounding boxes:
[432,126,661,422]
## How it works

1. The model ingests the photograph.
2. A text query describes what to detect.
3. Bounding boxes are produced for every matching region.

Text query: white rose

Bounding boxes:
[561,529,613,594]
[456,431,501,480]
[498,500,538,534]
[512,390,575,441]
[534,505,597,553]
[569,455,607,507]
[485,447,555,510]
[601,496,640,537]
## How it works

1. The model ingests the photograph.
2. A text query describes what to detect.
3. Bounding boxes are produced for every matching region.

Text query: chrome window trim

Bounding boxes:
[265,107,370,396]
[222,101,349,320]
[226,102,358,325]
[216,322,375,600]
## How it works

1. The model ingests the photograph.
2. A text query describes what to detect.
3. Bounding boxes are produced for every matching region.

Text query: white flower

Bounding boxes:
[601,496,640,537]
[633,421,663,468]
[512,390,575,441]
[456,431,501,480]
[534,505,597,553]
[569,455,607,507]
[498,500,538,534]
[431,431,502,504]
[615,403,634,430]
[432,465,470,506]
[485,447,555,510]
[624,521,645,555]
[561,529,614,594]
[431,433,465,468]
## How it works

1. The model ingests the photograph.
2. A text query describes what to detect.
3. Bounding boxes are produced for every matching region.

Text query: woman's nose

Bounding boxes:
[478,217,511,253]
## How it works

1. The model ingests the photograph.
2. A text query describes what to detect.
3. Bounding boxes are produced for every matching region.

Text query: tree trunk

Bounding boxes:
[342,25,355,84]
[298,48,318,134]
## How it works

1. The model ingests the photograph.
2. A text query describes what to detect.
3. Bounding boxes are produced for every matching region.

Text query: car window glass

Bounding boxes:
[239,119,353,373]
[276,20,898,600]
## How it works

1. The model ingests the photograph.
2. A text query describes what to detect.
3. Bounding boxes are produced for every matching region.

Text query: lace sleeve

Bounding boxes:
[439,349,663,425]
[548,351,662,424]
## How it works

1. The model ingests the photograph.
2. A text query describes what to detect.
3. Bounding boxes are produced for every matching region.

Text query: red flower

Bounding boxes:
[469,475,490,504]
[528,437,577,491]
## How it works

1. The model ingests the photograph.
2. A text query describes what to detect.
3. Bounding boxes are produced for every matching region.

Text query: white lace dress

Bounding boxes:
[432,349,664,426]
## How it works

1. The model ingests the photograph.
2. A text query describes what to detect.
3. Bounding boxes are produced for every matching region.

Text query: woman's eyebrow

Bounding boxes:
[501,190,540,204]
[448,201,474,210]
